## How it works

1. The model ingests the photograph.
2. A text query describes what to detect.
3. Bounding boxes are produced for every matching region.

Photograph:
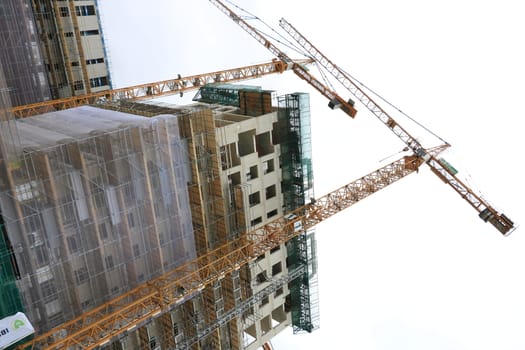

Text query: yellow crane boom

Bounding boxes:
[208,0,357,118]
[10,2,514,348]
[209,0,514,235]
[18,155,424,350]
[10,59,311,118]
[277,18,514,235]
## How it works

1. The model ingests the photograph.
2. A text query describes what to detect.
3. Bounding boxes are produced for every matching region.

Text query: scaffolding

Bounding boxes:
[193,83,275,117]
[102,100,247,350]
[0,105,196,334]
[0,83,318,349]
[0,0,52,107]
[108,91,309,349]
[278,93,320,334]
[193,84,262,107]
[0,63,25,322]
[0,0,111,107]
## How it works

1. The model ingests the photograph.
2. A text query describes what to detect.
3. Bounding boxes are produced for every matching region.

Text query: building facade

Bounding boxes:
[0,0,111,107]
[0,84,318,349]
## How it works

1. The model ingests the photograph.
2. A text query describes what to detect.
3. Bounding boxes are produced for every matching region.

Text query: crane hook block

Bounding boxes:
[328,98,342,110]
[479,208,515,236]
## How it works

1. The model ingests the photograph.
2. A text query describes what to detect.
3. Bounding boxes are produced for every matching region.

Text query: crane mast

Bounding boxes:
[277,18,514,235]
[18,155,423,350]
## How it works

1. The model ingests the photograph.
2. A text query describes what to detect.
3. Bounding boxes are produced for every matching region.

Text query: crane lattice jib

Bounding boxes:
[209,0,357,118]
[278,18,514,235]
[10,60,311,118]
[279,19,429,158]
[18,156,420,350]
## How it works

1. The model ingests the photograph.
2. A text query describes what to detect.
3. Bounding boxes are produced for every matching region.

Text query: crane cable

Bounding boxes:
[224,0,309,58]
[336,65,449,146]
[222,1,348,97]
[224,1,448,147]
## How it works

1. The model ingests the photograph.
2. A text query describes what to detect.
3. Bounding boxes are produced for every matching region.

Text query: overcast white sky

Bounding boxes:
[98,1,524,349]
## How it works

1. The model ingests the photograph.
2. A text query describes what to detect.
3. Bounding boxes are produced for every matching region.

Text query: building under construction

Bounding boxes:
[0,73,319,348]
[0,0,111,107]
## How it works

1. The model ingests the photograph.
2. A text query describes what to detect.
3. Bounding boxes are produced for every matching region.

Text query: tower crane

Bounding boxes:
[209,0,515,235]
[7,53,437,350]
[9,59,312,118]
[10,3,514,349]
[18,153,433,350]
[7,57,419,350]
[208,0,357,119]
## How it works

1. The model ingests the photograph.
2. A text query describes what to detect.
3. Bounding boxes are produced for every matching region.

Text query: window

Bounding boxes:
[149,336,157,350]
[67,235,79,253]
[81,299,92,309]
[93,190,105,210]
[250,217,262,226]
[105,255,114,269]
[86,57,104,65]
[71,61,80,67]
[15,181,39,201]
[123,183,134,203]
[265,185,276,199]
[247,165,258,180]
[98,223,108,239]
[264,159,275,174]
[75,5,95,16]
[74,267,89,285]
[89,76,108,88]
[133,244,140,257]
[59,7,69,17]
[60,202,76,225]
[255,132,273,157]
[248,192,260,207]
[272,262,282,276]
[34,245,48,266]
[73,80,84,91]
[41,280,57,303]
[127,212,135,228]
[256,271,268,283]
[260,295,269,307]
[267,209,278,219]
[64,31,74,37]
[238,129,256,156]
[80,29,99,36]
[154,202,162,218]
[27,231,42,248]
[275,287,284,297]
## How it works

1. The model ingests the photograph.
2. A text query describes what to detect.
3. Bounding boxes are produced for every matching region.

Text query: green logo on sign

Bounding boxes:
[12,319,25,330]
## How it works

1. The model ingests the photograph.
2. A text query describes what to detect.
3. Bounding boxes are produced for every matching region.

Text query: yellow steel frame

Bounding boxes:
[209,0,357,118]
[278,18,515,235]
[10,59,311,118]
[19,155,423,350]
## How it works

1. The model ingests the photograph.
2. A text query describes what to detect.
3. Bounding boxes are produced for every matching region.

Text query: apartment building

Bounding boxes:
[0,0,111,107]
[0,84,318,349]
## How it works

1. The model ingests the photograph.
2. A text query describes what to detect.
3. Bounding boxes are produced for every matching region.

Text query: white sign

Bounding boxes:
[0,312,35,349]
